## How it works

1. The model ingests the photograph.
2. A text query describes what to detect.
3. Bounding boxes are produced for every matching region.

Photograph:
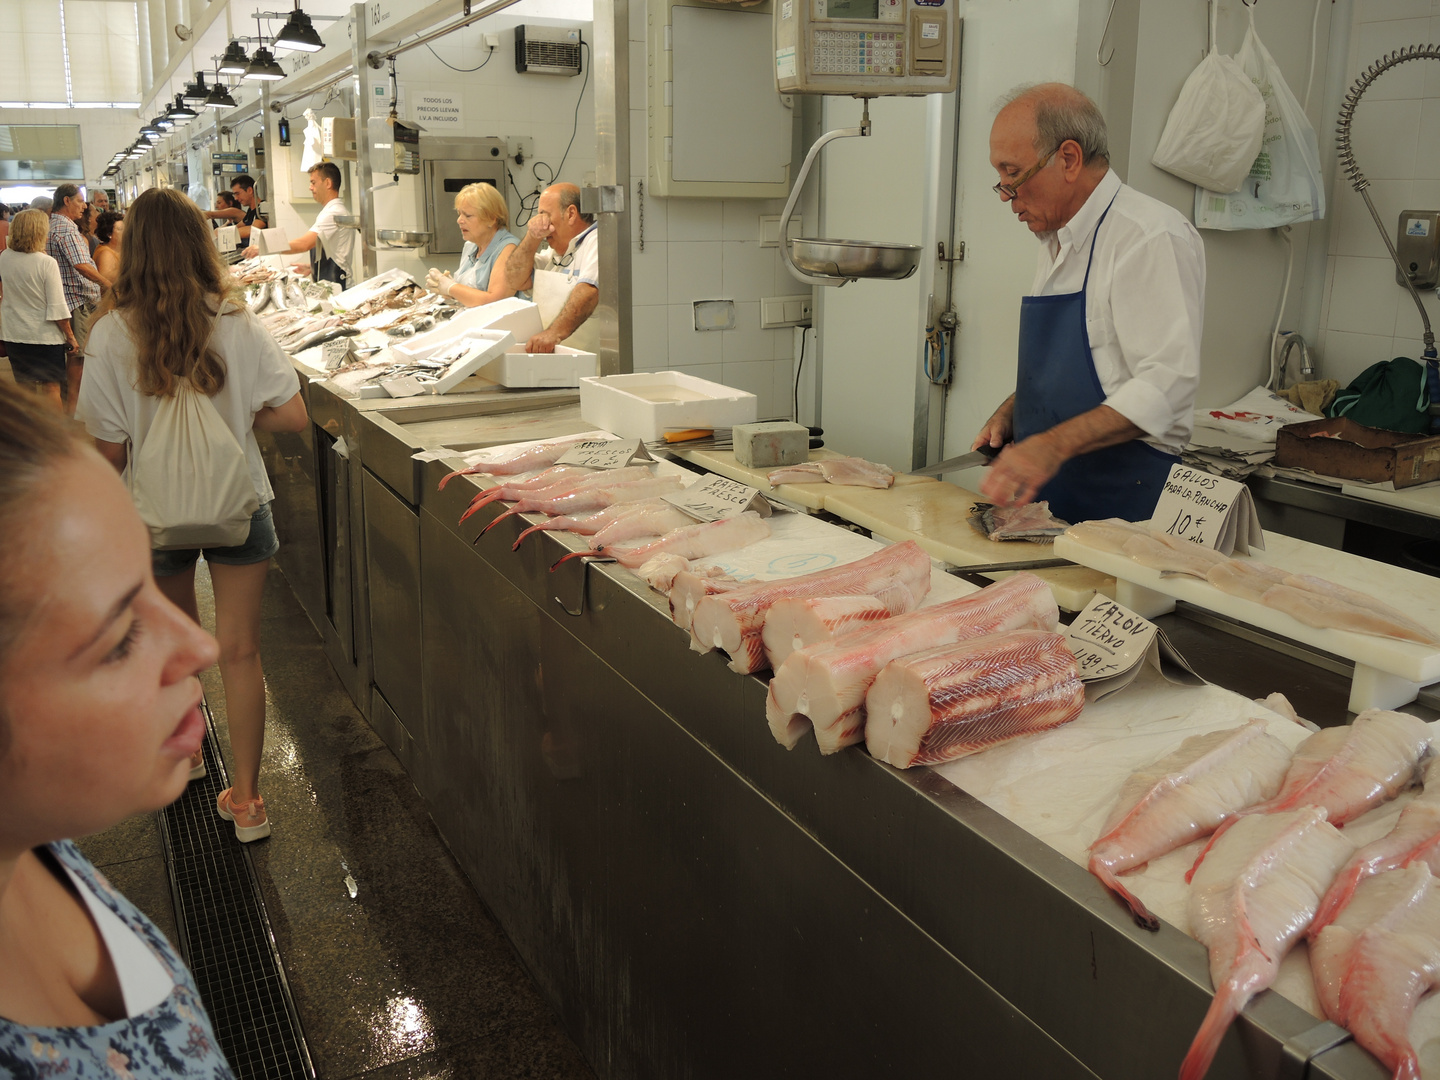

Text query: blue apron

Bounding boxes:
[1012,197,1178,524]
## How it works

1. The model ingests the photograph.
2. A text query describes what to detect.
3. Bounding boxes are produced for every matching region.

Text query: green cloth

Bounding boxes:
[1326,357,1432,434]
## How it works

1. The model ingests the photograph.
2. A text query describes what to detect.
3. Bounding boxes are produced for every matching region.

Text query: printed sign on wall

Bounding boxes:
[413,92,463,130]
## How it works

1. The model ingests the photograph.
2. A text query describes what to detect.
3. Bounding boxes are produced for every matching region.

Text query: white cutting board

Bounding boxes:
[1054,530,1440,712]
[673,447,934,511]
[1339,479,1440,517]
[820,482,1114,612]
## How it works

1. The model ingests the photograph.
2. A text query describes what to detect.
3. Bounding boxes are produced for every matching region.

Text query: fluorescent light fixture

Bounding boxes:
[242,46,286,80]
[217,41,250,75]
[273,8,324,52]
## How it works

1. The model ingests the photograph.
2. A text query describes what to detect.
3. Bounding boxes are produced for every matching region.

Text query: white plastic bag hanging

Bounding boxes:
[1194,7,1325,231]
[1151,2,1266,193]
[300,108,323,171]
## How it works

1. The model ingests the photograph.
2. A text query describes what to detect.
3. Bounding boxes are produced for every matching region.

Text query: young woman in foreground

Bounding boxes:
[0,382,234,1077]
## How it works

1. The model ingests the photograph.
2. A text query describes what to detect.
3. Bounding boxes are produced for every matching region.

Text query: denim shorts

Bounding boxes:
[152,502,280,578]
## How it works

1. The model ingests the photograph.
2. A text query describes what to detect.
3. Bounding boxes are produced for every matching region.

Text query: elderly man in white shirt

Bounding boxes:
[973,82,1204,524]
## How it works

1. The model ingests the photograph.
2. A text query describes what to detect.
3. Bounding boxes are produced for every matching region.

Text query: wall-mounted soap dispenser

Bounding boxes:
[1396,210,1440,289]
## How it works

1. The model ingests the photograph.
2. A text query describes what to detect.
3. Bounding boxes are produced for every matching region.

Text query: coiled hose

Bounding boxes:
[1336,44,1440,371]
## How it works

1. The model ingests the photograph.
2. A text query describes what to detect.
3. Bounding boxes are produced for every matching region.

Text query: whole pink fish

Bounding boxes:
[438,435,591,488]
[481,475,685,537]
[510,497,683,550]
[554,511,772,570]
[464,466,657,526]
[1087,719,1292,931]
[1181,807,1354,1080]
[1310,863,1440,1080]
[458,465,591,522]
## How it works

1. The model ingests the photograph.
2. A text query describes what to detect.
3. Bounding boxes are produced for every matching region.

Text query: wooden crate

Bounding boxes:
[1275,416,1440,487]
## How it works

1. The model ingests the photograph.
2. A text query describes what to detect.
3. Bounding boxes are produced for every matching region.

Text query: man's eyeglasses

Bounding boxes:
[993,148,1057,200]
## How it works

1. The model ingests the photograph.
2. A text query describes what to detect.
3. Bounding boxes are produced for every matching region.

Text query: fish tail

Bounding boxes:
[512,522,552,550]
[1178,980,1248,1080]
[1186,817,1242,885]
[1087,854,1160,932]
[480,506,522,537]
[1309,864,1364,940]
[550,550,590,572]
[437,470,460,491]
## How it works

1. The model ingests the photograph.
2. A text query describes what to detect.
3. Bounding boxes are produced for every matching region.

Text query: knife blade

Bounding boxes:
[912,444,1001,477]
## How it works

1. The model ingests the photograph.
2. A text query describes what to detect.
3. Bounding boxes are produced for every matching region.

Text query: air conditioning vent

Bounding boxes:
[515,24,583,76]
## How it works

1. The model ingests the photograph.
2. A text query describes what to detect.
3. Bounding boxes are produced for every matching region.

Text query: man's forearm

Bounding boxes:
[503,234,541,289]
[76,263,109,289]
[547,284,598,341]
[1032,404,1144,460]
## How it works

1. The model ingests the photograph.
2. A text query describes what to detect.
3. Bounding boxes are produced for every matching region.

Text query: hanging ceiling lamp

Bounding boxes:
[243,45,286,80]
[142,128,162,142]
[139,119,159,137]
[205,79,238,109]
[272,5,324,52]
[217,40,250,75]
[167,94,198,120]
[153,112,175,130]
[181,72,211,105]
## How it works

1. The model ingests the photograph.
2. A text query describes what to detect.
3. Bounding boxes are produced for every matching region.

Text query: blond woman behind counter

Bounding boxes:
[425,182,520,307]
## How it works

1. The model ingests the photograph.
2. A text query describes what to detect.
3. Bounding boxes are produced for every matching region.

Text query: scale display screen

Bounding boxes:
[826,0,878,19]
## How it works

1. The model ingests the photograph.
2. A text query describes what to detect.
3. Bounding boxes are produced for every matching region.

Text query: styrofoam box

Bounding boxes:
[427,330,516,394]
[580,371,758,440]
[392,299,543,362]
[333,267,414,309]
[479,346,599,388]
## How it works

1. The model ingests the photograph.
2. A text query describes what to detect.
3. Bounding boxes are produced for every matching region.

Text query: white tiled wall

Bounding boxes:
[628,0,801,420]
[1319,0,1440,384]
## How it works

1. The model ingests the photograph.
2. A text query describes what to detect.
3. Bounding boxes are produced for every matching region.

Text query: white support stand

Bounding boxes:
[1350,664,1425,714]
[1115,579,1176,621]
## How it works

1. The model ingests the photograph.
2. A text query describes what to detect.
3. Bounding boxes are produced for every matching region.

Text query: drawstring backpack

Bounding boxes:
[129,379,258,550]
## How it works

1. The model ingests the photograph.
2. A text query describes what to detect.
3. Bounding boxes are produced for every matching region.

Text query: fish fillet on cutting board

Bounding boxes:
[1310,864,1440,1080]
[863,629,1084,769]
[767,573,1058,753]
[671,447,934,511]
[1181,807,1355,1080]
[1087,719,1292,930]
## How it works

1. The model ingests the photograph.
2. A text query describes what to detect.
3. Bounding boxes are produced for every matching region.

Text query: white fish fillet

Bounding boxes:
[1261,587,1440,648]
[1206,559,1290,603]
[1086,719,1292,930]
[817,456,894,488]
[668,569,745,631]
[599,512,771,569]
[1310,864,1440,1080]
[438,435,590,487]
[767,462,825,485]
[1180,807,1355,1080]
[1287,573,1440,640]
[690,540,933,675]
[761,596,892,672]
[1311,757,1440,937]
[766,572,1058,753]
[864,630,1083,769]
[1122,532,1232,579]
[1063,518,1150,554]
[638,553,692,594]
[1243,708,1431,827]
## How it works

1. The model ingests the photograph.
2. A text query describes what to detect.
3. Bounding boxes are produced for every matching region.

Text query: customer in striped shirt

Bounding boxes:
[47,184,110,414]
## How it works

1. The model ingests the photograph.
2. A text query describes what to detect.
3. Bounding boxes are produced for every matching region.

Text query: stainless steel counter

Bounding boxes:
[266,385,1408,1080]
[1250,473,1440,547]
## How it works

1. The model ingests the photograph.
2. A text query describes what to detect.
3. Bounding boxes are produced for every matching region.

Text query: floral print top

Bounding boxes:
[0,840,234,1079]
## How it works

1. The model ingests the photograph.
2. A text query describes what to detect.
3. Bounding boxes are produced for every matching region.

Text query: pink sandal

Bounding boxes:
[216,788,271,842]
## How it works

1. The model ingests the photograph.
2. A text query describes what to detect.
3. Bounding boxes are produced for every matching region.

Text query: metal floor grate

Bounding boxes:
[157,701,315,1080]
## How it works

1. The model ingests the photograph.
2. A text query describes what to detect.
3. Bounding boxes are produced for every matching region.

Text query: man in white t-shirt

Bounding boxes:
[242,162,353,288]
[503,182,599,353]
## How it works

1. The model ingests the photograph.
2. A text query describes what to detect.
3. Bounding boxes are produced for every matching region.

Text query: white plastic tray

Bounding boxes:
[478,346,598,388]
[579,371,757,441]
[392,299,544,362]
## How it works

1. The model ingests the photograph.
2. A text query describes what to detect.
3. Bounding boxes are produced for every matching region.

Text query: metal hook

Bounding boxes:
[552,555,613,617]
[1097,0,1118,66]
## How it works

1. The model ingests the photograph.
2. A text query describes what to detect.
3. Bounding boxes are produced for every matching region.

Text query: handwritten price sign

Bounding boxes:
[556,439,647,470]
[664,474,772,522]
[1064,597,1156,683]
[1150,464,1264,555]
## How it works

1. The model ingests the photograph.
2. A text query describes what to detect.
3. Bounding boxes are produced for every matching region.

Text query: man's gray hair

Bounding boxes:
[998,83,1110,167]
[29,196,52,212]
[552,183,595,226]
[51,184,81,208]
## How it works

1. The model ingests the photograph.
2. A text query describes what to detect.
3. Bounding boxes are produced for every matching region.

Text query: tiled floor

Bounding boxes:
[79,561,596,1080]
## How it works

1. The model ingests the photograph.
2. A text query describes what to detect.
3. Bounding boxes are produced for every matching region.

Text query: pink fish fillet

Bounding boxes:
[588,504,699,550]
[481,475,684,536]
[510,498,687,550]
[761,595,892,672]
[438,436,590,488]
[1309,864,1440,1080]
[864,629,1083,768]
[1239,708,1431,826]
[460,465,653,523]
[1181,807,1355,1080]
[1122,532,1232,580]
[1311,757,1440,937]
[1205,559,1290,603]
[766,572,1058,753]
[816,456,894,488]
[669,569,745,631]
[690,540,933,676]
[457,466,593,522]
[767,462,825,485]
[1262,576,1440,647]
[1063,518,1150,554]
[1087,719,1292,931]
[575,512,771,570]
